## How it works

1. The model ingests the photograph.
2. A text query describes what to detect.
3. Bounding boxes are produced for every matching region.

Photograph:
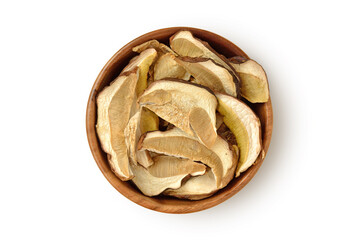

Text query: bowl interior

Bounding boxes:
[86,27,273,214]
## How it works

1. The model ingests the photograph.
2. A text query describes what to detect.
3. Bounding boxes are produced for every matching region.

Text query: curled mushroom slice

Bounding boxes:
[154,53,191,81]
[132,40,176,55]
[175,57,238,97]
[216,93,262,176]
[229,58,269,103]
[148,155,206,178]
[169,30,240,84]
[131,155,206,197]
[122,48,157,96]
[164,135,237,200]
[96,70,139,180]
[124,108,159,168]
[138,79,218,148]
[138,128,224,187]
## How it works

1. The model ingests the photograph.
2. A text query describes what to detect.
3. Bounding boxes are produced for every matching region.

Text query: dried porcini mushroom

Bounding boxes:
[124,108,159,168]
[138,79,218,148]
[216,93,262,176]
[175,57,238,97]
[95,30,268,200]
[122,48,157,96]
[138,128,224,187]
[154,53,191,81]
[164,136,237,200]
[229,58,269,103]
[96,69,139,180]
[169,30,241,85]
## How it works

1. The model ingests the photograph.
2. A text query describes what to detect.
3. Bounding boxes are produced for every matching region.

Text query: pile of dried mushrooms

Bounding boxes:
[96,30,269,200]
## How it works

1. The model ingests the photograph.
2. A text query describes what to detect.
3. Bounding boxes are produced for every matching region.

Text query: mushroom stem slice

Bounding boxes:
[216,93,262,176]
[229,58,269,103]
[122,48,157,97]
[96,70,139,180]
[175,57,238,97]
[154,53,191,81]
[169,30,240,84]
[138,79,218,148]
[138,128,223,187]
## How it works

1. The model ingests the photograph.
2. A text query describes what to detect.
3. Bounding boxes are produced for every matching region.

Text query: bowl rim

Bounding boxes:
[86,26,273,214]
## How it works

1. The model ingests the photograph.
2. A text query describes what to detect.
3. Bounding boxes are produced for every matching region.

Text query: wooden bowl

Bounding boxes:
[86,27,273,214]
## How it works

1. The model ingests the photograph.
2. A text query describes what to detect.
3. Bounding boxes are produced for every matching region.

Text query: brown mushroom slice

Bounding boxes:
[175,57,237,97]
[229,59,269,103]
[138,80,218,148]
[164,135,237,200]
[148,155,206,177]
[124,108,159,168]
[132,40,176,55]
[169,30,240,85]
[122,48,157,96]
[96,70,139,181]
[154,53,191,81]
[216,93,261,176]
[138,128,224,187]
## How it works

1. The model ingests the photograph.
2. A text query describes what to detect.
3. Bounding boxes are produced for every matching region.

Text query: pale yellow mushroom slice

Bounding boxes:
[216,93,262,176]
[154,53,191,81]
[164,135,237,200]
[175,57,238,97]
[130,155,206,197]
[229,58,269,103]
[138,79,218,148]
[169,30,240,85]
[124,108,159,168]
[138,128,223,187]
[122,48,157,96]
[96,70,139,181]
[132,39,176,55]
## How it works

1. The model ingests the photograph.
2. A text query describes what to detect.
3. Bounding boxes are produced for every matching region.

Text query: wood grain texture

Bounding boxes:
[86,27,273,214]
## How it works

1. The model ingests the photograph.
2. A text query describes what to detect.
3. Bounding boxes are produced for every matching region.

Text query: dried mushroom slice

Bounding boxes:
[216,93,261,176]
[175,57,238,97]
[148,155,206,178]
[164,136,237,200]
[138,79,218,148]
[154,53,191,81]
[124,108,159,168]
[122,48,157,96]
[131,154,206,197]
[96,70,139,180]
[229,58,269,103]
[138,128,224,187]
[132,40,176,55]
[169,30,240,84]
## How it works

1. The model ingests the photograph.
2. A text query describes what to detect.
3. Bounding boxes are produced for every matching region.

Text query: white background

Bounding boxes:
[1,0,359,239]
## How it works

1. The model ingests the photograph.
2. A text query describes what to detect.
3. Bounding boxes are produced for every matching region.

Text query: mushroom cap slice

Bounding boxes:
[175,57,238,97]
[216,93,262,176]
[132,40,176,56]
[169,30,240,84]
[164,135,237,200]
[124,108,159,168]
[138,79,218,148]
[148,155,206,178]
[96,70,139,180]
[131,155,206,197]
[229,59,269,103]
[138,128,224,187]
[154,53,191,81]
[122,48,157,96]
